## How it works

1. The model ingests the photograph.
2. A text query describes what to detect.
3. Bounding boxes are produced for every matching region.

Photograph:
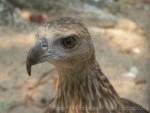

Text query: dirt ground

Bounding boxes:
[0,1,149,113]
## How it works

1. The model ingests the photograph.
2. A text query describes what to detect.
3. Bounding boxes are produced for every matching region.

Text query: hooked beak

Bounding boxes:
[26,40,47,76]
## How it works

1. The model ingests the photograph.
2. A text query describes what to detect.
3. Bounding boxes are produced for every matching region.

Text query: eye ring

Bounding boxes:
[61,36,77,49]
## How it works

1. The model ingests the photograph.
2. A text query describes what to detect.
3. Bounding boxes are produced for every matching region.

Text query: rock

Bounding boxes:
[132,48,141,54]
[116,18,145,35]
[134,76,147,85]
[0,0,29,27]
[72,4,118,28]
[123,66,139,79]
[99,27,146,53]
[7,105,43,113]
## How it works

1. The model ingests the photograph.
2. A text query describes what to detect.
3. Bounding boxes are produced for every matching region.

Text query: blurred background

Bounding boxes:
[0,0,149,113]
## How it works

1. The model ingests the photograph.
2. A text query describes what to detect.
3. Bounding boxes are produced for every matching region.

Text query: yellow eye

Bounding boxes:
[62,37,77,49]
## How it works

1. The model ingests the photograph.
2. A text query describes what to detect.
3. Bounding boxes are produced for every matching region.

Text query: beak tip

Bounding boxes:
[27,66,32,76]
[26,61,32,76]
[28,71,31,76]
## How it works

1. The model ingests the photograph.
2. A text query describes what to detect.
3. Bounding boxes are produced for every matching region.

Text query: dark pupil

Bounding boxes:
[63,37,76,48]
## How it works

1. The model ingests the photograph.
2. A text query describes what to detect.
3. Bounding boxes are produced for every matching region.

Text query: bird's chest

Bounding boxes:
[44,103,114,113]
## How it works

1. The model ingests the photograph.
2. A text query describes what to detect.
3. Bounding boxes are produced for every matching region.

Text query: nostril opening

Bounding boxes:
[42,43,47,50]
[43,43,47,47]
[43,44,47,47]
[41,38,48,50]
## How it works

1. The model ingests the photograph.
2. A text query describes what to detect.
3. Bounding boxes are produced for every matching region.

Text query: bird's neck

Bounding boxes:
[53,57,123,112]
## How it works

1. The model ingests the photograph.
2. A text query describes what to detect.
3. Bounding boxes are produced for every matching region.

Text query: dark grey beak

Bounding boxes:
[26,41,46,76]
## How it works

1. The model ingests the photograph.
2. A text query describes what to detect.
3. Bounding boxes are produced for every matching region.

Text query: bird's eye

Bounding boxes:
[61,36,77,49]
[62,36,77,49]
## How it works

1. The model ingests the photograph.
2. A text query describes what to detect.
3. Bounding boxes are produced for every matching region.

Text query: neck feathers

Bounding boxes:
[48,58,123,113]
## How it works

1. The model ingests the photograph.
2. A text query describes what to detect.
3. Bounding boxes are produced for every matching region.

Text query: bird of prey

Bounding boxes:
[26,17,149,113]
